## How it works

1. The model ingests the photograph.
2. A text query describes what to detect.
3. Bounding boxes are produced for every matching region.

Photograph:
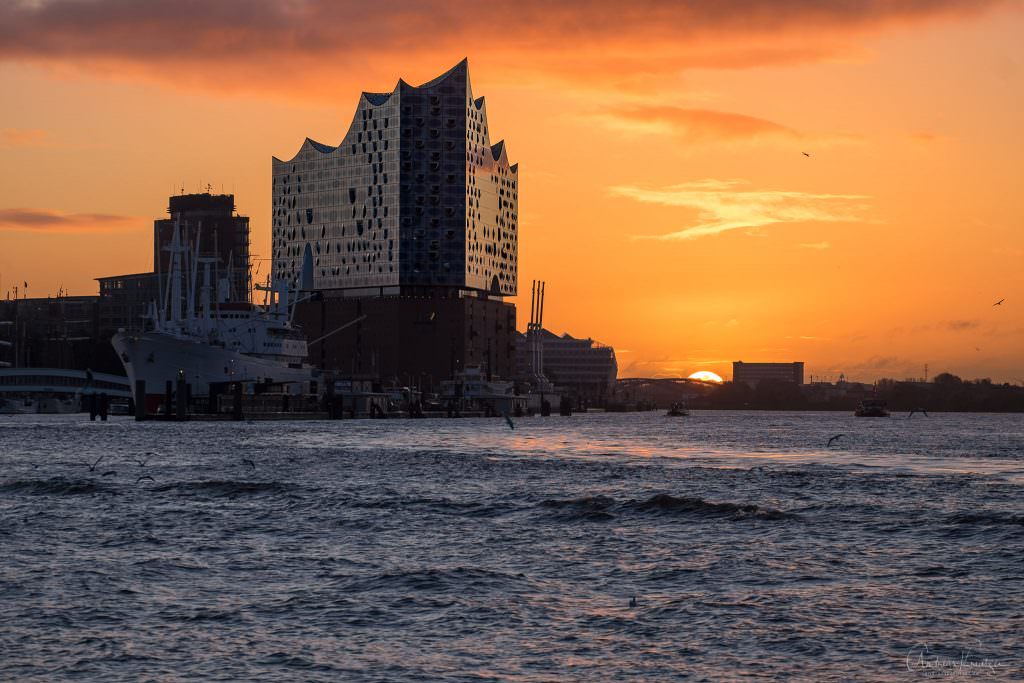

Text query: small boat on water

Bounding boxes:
[855,398,889,417]
[666,402,689,417]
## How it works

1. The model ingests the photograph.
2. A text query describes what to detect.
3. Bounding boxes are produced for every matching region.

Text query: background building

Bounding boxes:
[155,192,251,302]
[279,60,519,385]
[514,329,618,406]
[96,272,158,334]
[0,296,121,374]
[732,361,805,388]
[98,192,251,335]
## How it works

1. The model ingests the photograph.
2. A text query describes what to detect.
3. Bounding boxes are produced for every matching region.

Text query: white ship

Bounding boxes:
[112,218,319,413]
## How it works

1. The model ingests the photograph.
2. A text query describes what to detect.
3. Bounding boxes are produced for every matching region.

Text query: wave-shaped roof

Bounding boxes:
[275,59,515,171]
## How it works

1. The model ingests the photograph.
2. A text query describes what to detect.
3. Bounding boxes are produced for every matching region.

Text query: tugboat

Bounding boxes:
[666,401,690,417]
[854,398,889,417]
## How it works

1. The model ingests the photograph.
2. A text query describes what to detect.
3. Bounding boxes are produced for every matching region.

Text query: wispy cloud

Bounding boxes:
[1,128,49,148]
[613,179,870,241]
[598,107,797,141]
[0,208,138,233]
[946,319,980,331]
[909,130,946,144]
[798,241,831,249]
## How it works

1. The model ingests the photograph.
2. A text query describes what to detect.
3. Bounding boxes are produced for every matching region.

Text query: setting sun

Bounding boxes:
[688,371,724,384]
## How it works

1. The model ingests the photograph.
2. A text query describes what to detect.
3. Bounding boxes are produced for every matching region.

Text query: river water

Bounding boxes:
[1,411,1021,681]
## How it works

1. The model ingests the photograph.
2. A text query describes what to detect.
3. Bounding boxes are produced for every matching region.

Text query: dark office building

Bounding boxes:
[97,192,252,336]
[155,192,251,302]
[0,296,120,374]
[732,361,805,388]
[514,329,618,406]
[296,291,516,391]
[96,272,158,333]
[277,60,519,384]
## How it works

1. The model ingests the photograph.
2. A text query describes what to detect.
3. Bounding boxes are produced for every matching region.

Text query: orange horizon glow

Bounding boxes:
[1,1,1022,384]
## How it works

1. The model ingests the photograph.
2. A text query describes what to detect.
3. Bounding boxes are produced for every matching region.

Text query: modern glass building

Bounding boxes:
[271,59,518,298]
[275,61,520,384]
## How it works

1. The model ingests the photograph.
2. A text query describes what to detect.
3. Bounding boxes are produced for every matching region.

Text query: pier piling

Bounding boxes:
[134,380,146,421]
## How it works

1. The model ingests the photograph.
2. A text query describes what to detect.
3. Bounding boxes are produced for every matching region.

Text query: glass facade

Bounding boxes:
[271,59,517,296]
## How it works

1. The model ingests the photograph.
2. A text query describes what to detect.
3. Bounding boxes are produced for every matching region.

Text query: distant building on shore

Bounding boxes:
[98,192,251,334]
[155,192,251,303]
[0,296,120,373]
[514,329,617,406]
[96,272,158,334]
[732,361,805,388]
[276,59,519,385]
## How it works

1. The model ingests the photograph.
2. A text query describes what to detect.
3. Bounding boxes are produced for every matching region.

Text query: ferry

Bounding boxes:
[666,402,689,417]
[854,398,889,417]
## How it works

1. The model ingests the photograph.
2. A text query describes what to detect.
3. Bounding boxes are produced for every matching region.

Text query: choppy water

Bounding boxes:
[1,411,1022,681]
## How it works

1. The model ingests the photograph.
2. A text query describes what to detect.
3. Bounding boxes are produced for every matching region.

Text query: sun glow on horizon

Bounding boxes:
[688,371,724,383]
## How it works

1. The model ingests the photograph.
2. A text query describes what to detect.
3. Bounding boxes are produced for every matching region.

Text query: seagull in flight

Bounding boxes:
[802,152,811,157]
[84,455,104,472]
[827,434,845,448]
[993,299,1004,306]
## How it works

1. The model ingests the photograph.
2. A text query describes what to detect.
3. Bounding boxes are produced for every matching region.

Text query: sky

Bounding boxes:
[0,0,1021,383]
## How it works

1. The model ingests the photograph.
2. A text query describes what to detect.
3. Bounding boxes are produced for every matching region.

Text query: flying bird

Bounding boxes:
[136,475,155,485]
[802,152,811,157]
[827,434,845,448]
[993,299,1004,306]
[242,458,256,471]
[84,455,104,472]
[101,471,117,477]
[504,413,514,430]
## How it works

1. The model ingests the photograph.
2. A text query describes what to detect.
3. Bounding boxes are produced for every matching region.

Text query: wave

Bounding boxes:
[0,478,104,496]
[350,496,515,517]
[149,480,301,497]
[539,493,792,522]
[342,566,522,593]
[540,495,616,521]
[948,511,1024,526]
[628,494,791,520]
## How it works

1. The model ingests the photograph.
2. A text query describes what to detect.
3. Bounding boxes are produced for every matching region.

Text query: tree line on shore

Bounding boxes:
[693,373,1024,412]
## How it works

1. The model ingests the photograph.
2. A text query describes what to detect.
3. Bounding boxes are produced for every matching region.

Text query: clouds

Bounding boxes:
[0,0,1011,98]
[612,179,871,241]
[0,208,138,233]
[945,320,981,331]
[1,128,49,148]
[599,107,798,142]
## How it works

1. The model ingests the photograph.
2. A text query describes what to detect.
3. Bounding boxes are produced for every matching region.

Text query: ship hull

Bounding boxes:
[112,331,316,412]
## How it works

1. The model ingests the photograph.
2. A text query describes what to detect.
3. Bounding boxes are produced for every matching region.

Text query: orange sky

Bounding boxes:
[1,0,1021,383]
